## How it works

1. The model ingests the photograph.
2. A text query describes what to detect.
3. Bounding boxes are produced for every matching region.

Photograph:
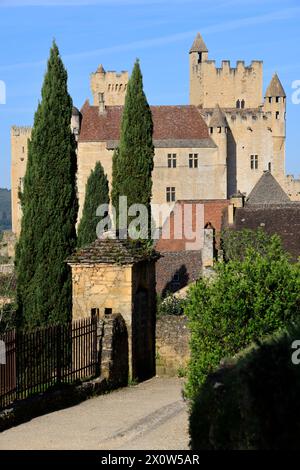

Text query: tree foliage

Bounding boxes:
[190,322,300,450]
[77,161,109,248]
[15,41,78,328]
[186,233,300,398]
[111,60,154,239]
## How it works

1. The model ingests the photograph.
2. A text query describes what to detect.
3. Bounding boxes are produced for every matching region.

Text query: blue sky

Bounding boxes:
[0,0,300,188]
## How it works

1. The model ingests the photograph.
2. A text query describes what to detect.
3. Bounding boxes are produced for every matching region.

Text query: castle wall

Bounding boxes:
[190,59,263,109]
[152,146,227,206]
[11,127,31,236]
[202,110,275,197]
[90,69,129,106]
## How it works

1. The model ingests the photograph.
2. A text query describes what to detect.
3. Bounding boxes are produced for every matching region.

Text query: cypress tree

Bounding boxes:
[77,161,110,248]
[111,60,154,239]
[15,41,78,328]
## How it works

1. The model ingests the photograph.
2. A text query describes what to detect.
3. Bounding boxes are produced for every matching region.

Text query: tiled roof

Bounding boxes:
[67,236,159,265]
[209,104,228,127]
[246,172,290,205]
[265,73,286,98]
[78,102,210,143]
[189,33,208,53]
[233,205,300,261]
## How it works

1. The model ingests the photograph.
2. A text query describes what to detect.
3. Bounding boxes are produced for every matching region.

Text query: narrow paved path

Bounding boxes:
[0,377,189,450]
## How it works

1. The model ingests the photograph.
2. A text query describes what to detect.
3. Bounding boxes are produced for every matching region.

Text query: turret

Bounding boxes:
[71,106,81,139]
[189,32,208,65]
[263,73,286,177]
[90,64,129,107]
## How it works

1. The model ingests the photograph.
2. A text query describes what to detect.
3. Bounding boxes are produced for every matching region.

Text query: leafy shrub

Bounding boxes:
[221,228,275,262]
[190,322,300,450]
[157,293,185,317]
[185,234,300,398]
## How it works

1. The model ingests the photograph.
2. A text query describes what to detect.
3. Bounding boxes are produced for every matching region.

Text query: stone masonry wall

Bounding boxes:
[156,315,190,376]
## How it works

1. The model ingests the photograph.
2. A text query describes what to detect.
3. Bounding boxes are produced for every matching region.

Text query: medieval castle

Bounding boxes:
[10,33,300,237]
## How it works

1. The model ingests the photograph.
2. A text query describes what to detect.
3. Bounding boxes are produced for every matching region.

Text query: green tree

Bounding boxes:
[111,60,154,239]
[77,161,110,248]
[186,234,300,398]
[15,41,78,328]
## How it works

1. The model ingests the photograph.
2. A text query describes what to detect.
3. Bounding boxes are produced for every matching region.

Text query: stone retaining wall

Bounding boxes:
[156,315,190,376]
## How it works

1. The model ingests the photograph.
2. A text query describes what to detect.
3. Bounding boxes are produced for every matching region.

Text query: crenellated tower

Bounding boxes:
[90,64,129,107]
[189,32,263,109]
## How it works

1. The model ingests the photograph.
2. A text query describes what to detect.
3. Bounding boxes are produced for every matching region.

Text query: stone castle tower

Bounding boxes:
[189,33,297,198]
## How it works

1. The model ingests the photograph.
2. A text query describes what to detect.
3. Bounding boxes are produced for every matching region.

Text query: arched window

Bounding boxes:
[236,100,240,109]
[241,99,245,109]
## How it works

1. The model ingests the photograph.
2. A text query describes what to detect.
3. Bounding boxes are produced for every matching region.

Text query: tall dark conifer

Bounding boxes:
[111,60,154,238]
[16,41,78,328]
[77,161,109,248]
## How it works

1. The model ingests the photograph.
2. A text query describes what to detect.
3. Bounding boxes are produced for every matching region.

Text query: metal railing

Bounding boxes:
[0,316,98,410]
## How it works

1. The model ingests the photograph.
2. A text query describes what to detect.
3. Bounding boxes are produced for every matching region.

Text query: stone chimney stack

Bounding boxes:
[98,92,105,115]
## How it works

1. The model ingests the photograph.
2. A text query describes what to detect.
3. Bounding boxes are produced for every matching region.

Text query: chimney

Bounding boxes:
[98,92,105,114]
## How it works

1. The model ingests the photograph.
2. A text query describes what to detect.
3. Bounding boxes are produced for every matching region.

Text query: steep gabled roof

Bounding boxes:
[246,171,290,205]
[78,102,211,143]
[265,73,286,98]
[209,104,228,127]
[189,32,208,53]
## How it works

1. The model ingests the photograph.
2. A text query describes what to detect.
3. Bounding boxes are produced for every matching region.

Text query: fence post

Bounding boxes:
[57,324,61,385]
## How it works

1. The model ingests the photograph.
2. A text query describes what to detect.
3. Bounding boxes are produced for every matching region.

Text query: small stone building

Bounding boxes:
[67,236,159,382]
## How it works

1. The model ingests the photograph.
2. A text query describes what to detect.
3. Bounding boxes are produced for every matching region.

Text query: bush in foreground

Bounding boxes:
[185,235,300,398]
[190,322,300,450]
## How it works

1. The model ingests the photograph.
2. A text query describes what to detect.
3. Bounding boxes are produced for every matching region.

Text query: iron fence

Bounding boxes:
[0,316,99,410]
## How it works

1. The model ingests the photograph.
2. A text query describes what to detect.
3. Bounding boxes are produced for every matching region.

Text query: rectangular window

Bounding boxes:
[167,153,177,168]
[250,155,258,170]
[166,187,176,202]
[189,153,198,168]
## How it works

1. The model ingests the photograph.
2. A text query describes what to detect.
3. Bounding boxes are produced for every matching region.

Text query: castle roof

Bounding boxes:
[209,104,228,127]
[265,73,286,98]
[79,102,213,147]
[96,64,105,73]
[72,106,80,116]
[67,235,159,265]
[246,171,290,205]
[189,33,208,53]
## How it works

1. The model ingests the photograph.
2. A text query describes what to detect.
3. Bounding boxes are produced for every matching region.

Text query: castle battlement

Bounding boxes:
[11,126,32,136]
[90,66,129,106]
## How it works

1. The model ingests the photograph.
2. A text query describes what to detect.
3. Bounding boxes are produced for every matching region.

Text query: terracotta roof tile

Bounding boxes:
[78,102,210,143]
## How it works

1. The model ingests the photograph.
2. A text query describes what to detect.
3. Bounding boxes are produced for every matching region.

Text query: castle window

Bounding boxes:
[236,100,240,109]
[119,84,122,92]
[210,127,213,134]
[198,52,202,64]
[18,177,24,193]
[217,127,222,133]
[268,162,272,172]
[167,153,177,168]
[22,146,25,153]
[276,111,280,119]
[276,97,280,103]
[166,187,176,202]
[189,153,198,168]
[241,99,245,109]
[250,155,258,170]
[108,84,111,91]
[268,97,272,103]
